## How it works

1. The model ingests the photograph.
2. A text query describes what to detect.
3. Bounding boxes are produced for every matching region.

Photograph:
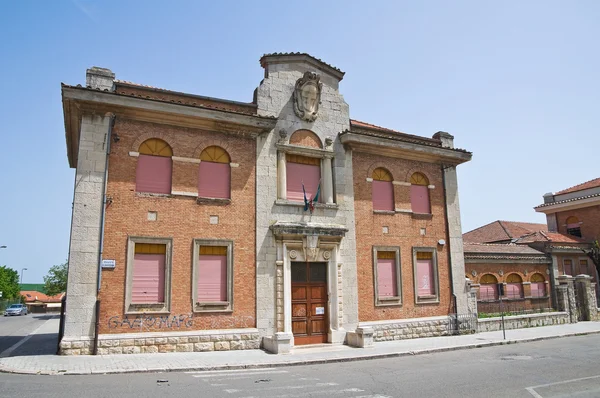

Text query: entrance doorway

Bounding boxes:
[291,262,328,345]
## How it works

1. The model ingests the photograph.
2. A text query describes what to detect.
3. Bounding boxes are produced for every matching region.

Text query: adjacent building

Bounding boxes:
[60,53,472,355]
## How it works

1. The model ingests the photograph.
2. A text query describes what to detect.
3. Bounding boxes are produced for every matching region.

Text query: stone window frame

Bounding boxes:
[412,247,440,304]
[192,239,234,313]
[125,236,173,315]
[372,246,402,306]
[275,142,337,208]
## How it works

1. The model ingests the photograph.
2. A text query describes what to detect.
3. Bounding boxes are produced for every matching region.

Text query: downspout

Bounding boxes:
[94,114,115,355]
[441,165,458,319]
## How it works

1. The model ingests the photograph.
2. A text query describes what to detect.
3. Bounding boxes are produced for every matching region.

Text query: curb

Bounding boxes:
[1,330,600,376]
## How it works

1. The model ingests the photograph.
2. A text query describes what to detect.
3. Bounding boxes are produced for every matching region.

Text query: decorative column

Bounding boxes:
[277,151,286,200]
[323,156,334,204]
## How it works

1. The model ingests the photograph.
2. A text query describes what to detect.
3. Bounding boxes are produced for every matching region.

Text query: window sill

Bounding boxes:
[275,199,338,210]
[136,192,172,198]
[196,197,231,206]
[194,302,232,313]
[373,210,395,215]
[415,295,439,304]
[412,212,433,220]
[529,296,550,300]
[376,296,402,306]
[503,297,526,301]
[126,303,170,315]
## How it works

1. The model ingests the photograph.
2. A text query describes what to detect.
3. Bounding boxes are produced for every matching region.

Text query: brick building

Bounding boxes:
[59,53,472,355]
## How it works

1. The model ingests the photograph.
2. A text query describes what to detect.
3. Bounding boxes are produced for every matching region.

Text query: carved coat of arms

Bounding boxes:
[293,72,322,122]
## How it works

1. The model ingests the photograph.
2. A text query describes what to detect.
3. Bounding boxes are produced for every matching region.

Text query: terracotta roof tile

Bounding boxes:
[556,177,600,195]
[463,243,545,255]
[513,231,586,244]
[463,221,548,243]
[535,192,600,209]
[20,290,65,303]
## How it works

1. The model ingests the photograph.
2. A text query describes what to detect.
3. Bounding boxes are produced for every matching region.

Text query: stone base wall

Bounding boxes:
[60,328,260,355]
[361,316,450,342]
[477,312,569,333]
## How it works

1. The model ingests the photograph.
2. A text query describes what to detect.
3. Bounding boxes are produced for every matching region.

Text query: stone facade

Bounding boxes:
[477,312,569,333]
[361,317,451,341]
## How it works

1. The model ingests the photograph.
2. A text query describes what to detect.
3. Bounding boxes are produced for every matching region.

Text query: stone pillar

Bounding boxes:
[557,275,578,323]
[467,281,479,317]
[277,151,286,200]
[62,113,112,352]
[275,261,284,332]
[575,275,597,321]
[549,257,560,309]
[323,156,334,204]
[522,282,532,298]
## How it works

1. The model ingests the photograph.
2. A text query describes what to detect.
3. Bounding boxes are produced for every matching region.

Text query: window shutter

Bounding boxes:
[198,253,227,302]
[198,162,231,199]
[410,185,430,214]
[372,181,394,211]
[131,253,165,303]
[286,162,320,202]
[416,257,435,296]
[136,155,172,194]
[479,284,498,300]
[377,258,397,297]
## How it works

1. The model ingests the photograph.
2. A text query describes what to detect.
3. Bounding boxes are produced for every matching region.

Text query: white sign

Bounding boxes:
[101,259,116,269]
[315,307,324,315]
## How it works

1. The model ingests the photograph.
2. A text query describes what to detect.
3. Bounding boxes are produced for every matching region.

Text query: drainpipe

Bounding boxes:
[441,165,459,321]
[94,114,115,355]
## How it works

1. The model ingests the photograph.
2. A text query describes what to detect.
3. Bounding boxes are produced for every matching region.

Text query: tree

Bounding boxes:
[582,239,600,279]
[0,266,20,299]
[44,261,68,296]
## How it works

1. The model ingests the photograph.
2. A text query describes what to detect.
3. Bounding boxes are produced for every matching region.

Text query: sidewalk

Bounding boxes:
[2,322,600,375]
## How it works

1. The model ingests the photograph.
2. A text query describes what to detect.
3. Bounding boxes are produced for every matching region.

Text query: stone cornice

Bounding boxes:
[534,194,600,214]
[270,221,348,238]
[275,143,334,158]
[339,131,472,165]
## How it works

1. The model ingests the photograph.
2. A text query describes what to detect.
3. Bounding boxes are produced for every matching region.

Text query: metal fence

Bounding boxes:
[447,313,477,335]
[477,299,553,318]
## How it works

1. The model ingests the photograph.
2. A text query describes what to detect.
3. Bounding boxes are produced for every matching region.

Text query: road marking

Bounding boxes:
[239,388,367,398]
[186,367,278,374]
[0,317,55,358]
[525,374,600,398]
[192,370,288,378]
[233,382,338,393]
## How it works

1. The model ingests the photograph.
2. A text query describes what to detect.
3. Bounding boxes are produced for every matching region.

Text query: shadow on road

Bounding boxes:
[32,315,58,321]
[9,333,58,357]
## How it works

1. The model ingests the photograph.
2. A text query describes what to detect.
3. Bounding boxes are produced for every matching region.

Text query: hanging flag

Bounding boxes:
[309,180,321,213]
[302,181,309,211]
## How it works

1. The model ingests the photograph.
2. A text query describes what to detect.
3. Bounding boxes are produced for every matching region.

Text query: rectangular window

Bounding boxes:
[410,185,430,214]
[530,283,546,298]
[372,181,394,211]
[413,248,439,303]
[372,247,402,306]
[198,162,230,199]
[479,284,498,301]
[193,240,233,312]
[579,259,589,276]
[505,283,523,299]
[136,155,172,194]
[563,259,573,276]
[125,237,172,314]
[286,154,320,202]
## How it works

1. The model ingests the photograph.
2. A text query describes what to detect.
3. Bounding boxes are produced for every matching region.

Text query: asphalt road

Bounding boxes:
[1,333,600,397]
[0,313,58,357]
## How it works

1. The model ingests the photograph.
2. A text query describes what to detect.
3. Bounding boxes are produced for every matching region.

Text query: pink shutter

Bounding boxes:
[372,181,394,211]
[198,255,227,301]
[136,155,172,194]
[377,258,397,297]
[479,284,498,300]
[410,185,430,214]
[506,283,523,299]
[531,282,546,297]
[417,259,435,296]
[286,163,320,202]
[198,162,230,199]
[564,260,573,276]
[131,254,165,303]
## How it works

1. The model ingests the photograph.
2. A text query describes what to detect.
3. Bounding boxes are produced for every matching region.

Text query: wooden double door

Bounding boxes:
[291,262,328,345]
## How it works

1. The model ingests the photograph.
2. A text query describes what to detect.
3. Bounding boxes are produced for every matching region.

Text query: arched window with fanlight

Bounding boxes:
[505,273,524,299]
[479,274,498,301]
[372,168,394,211]
[530,273,547,298]
[198,146,231,199]
[566,216,582,237]
[136,138,173,194]
[410,172,430,214]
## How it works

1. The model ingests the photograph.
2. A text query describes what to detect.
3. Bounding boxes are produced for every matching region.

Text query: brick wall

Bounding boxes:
[99,118,256,335]
[352,152,452,321]
[555,205,600,241]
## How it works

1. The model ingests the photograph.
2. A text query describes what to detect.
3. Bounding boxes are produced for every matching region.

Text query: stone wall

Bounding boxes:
[60,329,260,355]
[477,312,569,333]
[360,316,450,342]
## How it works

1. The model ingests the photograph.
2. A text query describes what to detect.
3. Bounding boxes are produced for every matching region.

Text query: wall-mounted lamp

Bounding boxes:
[437,239,446,246]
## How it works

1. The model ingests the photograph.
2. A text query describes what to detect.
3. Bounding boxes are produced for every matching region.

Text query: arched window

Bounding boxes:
[566,216,582,237]
[372,168,394,211]
[410,172,430,214]
[479,274,498,301]
[505,273,524,299]
[530,273,546,297]
[136,138,173,194]
[198,146,231,199]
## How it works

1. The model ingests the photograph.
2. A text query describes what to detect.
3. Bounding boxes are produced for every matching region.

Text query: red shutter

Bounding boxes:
[136,155,172,194]
[198,162,231,199]
[506,283,523,299]
[198,255,227,302]
[417,259,435,296]
[531,282,546,297]
[377,258,397,297]
[131,254,165,303]
[479,284,498,300]
[410,185,430,214]
[372,181,394,211]
[286,162,320,202]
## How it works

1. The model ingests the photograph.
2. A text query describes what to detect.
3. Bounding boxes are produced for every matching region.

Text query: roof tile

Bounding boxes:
[556,177,600,195]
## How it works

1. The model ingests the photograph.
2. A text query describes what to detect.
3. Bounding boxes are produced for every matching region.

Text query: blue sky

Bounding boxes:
[1,1,598,282]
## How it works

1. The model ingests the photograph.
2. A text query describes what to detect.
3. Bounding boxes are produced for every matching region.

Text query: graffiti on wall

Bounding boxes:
[108,314,194,329]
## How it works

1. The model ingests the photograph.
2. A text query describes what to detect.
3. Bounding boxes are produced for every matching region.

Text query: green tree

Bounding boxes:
[44,261,68,296]
[583,239,600,279]
[0,266,20,299]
